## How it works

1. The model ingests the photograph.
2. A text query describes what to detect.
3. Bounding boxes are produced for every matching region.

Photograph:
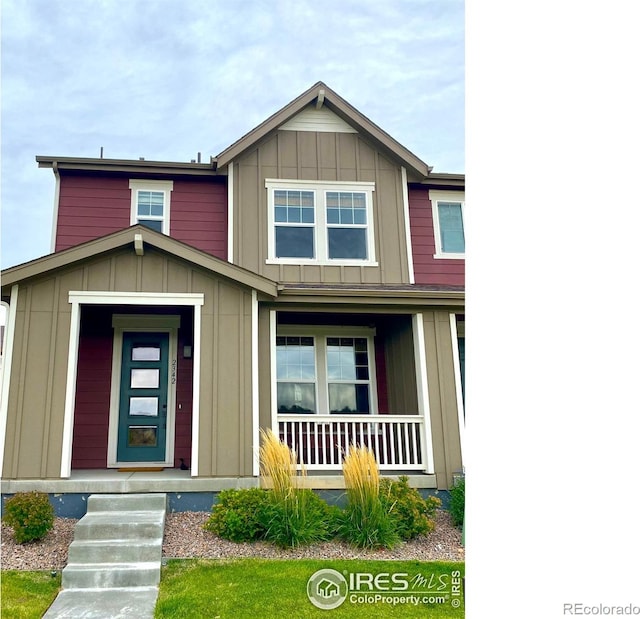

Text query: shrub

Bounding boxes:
[449,476,465,527]
[381,475,441,540]
[260,488,336,548]
[338,445,399,549]
[2,491,54,544]
[259,429,334,548]
[203,488,269,542]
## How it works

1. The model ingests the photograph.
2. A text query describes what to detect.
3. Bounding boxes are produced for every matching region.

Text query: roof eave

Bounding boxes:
[36,156,220,177]
[1,226,278,297]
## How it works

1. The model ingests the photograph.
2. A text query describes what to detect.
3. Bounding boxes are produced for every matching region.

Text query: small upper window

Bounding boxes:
[430,190,465,259]
[266,179,377,265]
[129,180,174,234]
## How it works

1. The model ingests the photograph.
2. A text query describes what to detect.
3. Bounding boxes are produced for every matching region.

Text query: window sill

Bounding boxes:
[266,259,379,267]
[433,253,465,260]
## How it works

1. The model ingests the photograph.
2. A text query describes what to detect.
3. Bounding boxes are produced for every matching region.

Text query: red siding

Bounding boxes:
[56,176,131,251]
[174,329,194,469]
[170,180,227,260]
[71,328,113,469]
[55,175,228,260]
[408,187,465,287]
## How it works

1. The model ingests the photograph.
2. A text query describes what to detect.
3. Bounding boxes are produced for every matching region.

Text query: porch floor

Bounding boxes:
[1,469,437,494]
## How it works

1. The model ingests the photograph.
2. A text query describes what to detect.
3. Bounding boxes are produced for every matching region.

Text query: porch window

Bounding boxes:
[129,180,174,234]
[276,336,317,413]
[276,330,376,415]
[327,337,371,413]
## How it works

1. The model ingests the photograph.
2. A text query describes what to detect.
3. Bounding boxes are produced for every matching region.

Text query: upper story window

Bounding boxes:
[129,180,174,234]
[266,179,377,266]
[430,190,465,259]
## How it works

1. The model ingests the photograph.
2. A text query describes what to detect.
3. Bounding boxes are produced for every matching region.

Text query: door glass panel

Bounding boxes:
[130,369,159,388]
[128,426,158,447]
[129,397,158,416]
[132,346,161,361]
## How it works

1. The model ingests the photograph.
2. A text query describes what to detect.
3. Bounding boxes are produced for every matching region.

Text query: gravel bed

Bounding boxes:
[164,509,464,561]
[1,510,463,570]
[1,518,78,571]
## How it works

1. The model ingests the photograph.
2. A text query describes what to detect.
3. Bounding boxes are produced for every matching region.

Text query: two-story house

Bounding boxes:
[0,82,464,509]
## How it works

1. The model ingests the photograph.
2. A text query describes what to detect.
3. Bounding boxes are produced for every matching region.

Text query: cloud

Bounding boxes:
[1,0,463,268]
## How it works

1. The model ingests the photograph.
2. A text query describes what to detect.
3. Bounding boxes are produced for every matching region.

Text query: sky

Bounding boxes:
[0,0,464,271]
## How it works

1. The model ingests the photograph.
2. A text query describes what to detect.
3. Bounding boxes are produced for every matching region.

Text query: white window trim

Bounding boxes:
[430,189,465,259]
[129,179,174,235]
[265,179,377,266]
[276,325,378,416]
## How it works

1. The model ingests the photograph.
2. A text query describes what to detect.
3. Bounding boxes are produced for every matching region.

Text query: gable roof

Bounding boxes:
[215,81,433,179]
[0,225,279,296]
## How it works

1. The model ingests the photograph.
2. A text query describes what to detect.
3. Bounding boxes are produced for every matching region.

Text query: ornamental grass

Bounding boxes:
[340,444,399,549]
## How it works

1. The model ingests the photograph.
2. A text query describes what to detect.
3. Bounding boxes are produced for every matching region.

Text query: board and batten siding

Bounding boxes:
[408,186,465,287]
[422,310,463,489]
[232,130,413,285]
[1,246,255,479]
[55,175,228,261]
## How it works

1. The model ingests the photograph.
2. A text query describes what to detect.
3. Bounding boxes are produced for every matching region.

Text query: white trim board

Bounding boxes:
[0,287,19,477]
[413,313,435,474]
[450,313,465,467]
[61,291,204,479]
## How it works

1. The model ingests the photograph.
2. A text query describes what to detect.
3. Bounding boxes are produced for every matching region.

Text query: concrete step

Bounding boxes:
[43,586,159,619]
[87,493,167,513]
[72,511,165,541]
[62,562,161,589]
[67,538,163,564]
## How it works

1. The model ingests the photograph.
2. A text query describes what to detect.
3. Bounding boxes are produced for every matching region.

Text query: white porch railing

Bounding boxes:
[277,415,426,471]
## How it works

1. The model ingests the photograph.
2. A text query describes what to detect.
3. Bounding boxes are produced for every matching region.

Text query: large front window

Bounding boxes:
[276,330,376,415]
[266,179,376,265]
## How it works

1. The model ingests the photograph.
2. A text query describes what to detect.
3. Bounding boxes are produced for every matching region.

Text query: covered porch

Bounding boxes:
[262,304,465,487]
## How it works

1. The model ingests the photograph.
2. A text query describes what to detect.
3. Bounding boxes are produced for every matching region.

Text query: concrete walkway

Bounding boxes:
[44,493,166,619]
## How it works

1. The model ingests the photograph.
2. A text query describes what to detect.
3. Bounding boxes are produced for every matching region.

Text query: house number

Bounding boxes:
[171,359,177,384]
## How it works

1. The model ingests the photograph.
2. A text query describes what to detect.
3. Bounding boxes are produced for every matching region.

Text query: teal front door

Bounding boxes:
[117,332,170,463]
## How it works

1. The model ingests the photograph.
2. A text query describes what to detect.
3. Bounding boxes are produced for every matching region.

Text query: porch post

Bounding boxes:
[251,291,259,476]
[413,313,435,474]
[269,310,277,435]
[0,285,19,477]
[191,302,202,476]
[60,297,81,478]
[450,313,465,466]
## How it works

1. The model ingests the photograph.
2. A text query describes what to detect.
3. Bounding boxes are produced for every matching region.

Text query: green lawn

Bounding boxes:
[155,559,465,618]
[0,571,61,619]
[1,560,464,618]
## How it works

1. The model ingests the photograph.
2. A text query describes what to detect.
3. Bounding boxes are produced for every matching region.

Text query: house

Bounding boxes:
[0,82,464,511]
